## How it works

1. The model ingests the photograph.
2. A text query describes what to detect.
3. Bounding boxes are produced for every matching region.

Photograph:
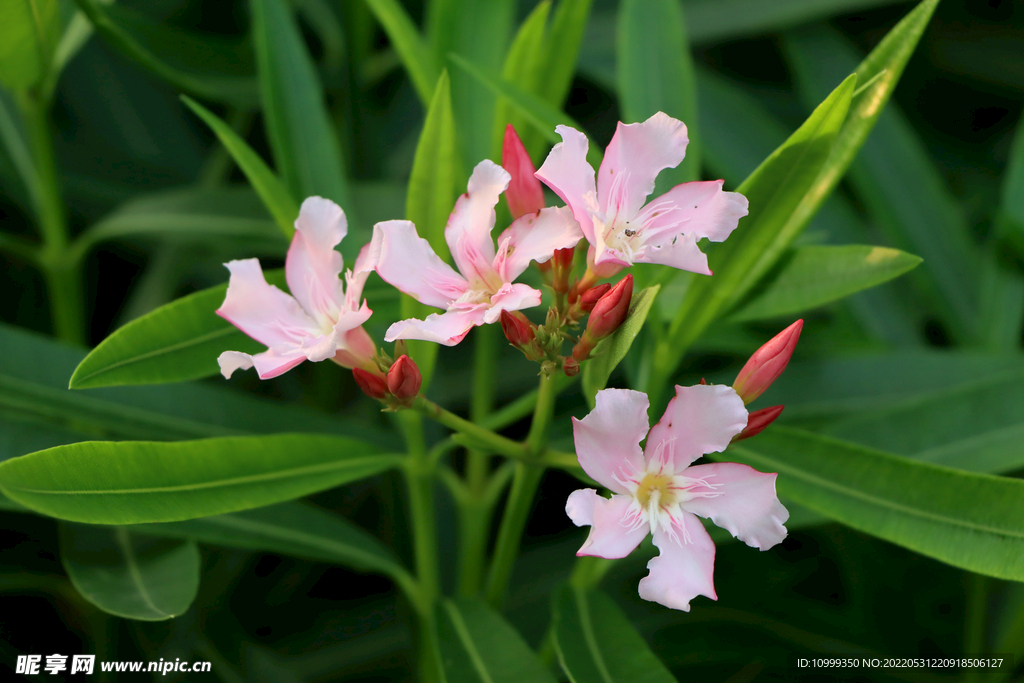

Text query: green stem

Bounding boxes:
[398,411,440,683]
[483,374,558,608]
[963,574,987,683]
[18,90,84,345]
[414,396,526,461]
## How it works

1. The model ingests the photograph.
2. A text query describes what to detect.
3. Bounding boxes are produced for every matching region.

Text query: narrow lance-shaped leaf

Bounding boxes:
[553,586,677,683]
[727,425,1024,582]
[361,0,437,104]
[0,0,60,90]
[436,598,557,683]
[582,285,659,408]
[492,1,551,160]
[250,0,351,209]
[0,433,401,524]
[538,0,594,107]
[618,0,699,186]
[60,523,201,621]
[182,96,298,238]
[730,245,921,322]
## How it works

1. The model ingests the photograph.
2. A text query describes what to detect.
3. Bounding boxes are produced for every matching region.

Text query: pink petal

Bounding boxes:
[682,463,789,550]
[638,513,717,611]
[483,282,543,323]
[331,326,378,370]
[367,220,469,310]
[383,304,489,346]
[217,346,308,380]
[286,197,348,324]
[216,259,320,348]
[535,125,597,243]
[635,180,748,246]
[597,112,689,220]
[445,160,508,285]
[567,489,649,559]
[494,206,584,282]
[632,232,711,275]
[644,384,748,469]
[572,388,651,493]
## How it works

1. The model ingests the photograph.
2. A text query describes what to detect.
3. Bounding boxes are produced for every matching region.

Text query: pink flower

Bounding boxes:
[361,160,583,346]
[536,112,748,275]
[566,385,789,611]
[216,197,376,379]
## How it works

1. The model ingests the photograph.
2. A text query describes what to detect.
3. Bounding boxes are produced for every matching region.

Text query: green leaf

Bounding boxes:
[402,71,463,389]
[60,524,200,620]
[654,74,856,407]
[74,187,286,256]
[182,96,298,238]
[361,0,437,104]
[582,285,659,408]
[448,53,601,168]
[730,245,921,322]
[138,501,411,585]
[728,425,1024,582]
[618,0,699,185]
[492,1,551,159]
[538,0,594,108]
[436,597,557,683]
[0,433,401,524]
[0,0,60,90]
[250,0,350,208]
[553,586,677,683]
[71,0,257,104]
[70,270,284,389]
[0,90,40,210]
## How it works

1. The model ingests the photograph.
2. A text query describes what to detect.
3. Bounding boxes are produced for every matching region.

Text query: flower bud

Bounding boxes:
[732,405,784,443]
[500,310,535,348]
[578,283,611,313]
[353,368,388,401]
[733,319,803,404]
[551,246,575,294]
[387,355,421,403]
[586,275,633,340]
[503,124,545,219]
[562,357,580,377]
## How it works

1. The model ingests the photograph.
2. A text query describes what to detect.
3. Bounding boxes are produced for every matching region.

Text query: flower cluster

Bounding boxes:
[215,112,797,611]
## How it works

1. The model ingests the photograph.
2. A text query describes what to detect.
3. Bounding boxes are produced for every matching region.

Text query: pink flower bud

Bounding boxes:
[562,357,580,377]
[552,246,575,293]
[500,310,535,348]
[503,124,545,219]
[732,405,784,443]
[353,368,388,401]
[578,284,611,313]
[387,355,422,402]
[586,275,633,340]
[733,320,803,404]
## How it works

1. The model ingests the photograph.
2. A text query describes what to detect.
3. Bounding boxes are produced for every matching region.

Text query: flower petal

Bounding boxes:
[644,384,748,469]
[332,326,377,370]
[494,206,584,282]
[535,125,597,243]
[286,197,348,325]
[682,463,789,550]
[216,259,320,348]
[445,160,508,285]
[638,513,716,611]
[567,490,649,559]
[597,112,688,220]
[367,220,469,310]
[636,180,748,246]
[384,305,489,346]
[483,283,543,323]
[633,232,711,275]
[572,388,650,493]
[217,345,309,381]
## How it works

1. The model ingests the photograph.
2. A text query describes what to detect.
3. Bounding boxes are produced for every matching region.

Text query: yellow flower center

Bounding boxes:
[634,472,677,511]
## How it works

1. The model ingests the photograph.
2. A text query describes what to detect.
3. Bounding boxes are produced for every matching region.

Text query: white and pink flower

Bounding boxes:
[536,112,748,276]
[566,385,789,611]
[216,197,376,379]
[361,160,583,346]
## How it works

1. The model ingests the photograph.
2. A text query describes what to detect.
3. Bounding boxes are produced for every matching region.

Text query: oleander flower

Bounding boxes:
[361,159,583,346]
[216,197,376,379]
[566,385,789,611]
[536,112,748,276]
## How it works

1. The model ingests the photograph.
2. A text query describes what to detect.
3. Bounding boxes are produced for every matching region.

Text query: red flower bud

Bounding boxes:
[502,124,545,219]
[733,319,803,404]
[578,283,611,313]
[387,355,421,402]
[732,405,784,443]
[500,310,535,348]
[586,275,633,340]
[353,368,388,401]
[562,357,580,377]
